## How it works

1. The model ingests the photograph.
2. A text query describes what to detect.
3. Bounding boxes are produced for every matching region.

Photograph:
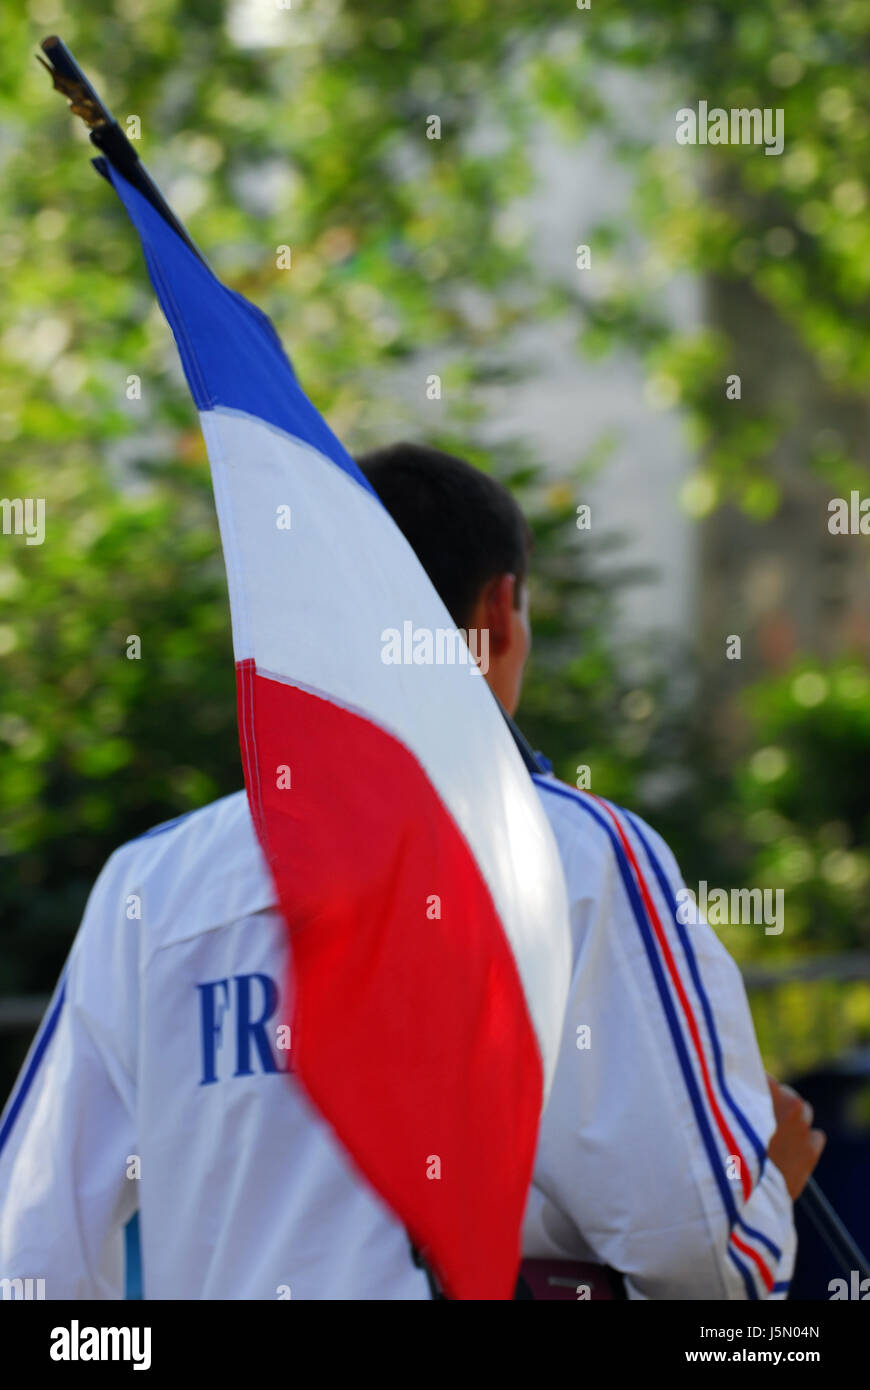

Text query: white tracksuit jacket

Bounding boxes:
[0,778,795,1300]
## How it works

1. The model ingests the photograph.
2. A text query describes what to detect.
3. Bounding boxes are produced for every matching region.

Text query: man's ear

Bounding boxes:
[479,573,516,657]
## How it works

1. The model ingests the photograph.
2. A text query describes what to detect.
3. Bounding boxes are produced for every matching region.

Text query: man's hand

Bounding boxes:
[766,1075,826,1201]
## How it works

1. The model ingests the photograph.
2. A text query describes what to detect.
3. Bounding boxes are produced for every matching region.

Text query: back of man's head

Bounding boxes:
[357,442,532,630]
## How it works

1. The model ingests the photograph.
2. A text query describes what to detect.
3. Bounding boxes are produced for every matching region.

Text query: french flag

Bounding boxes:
[103,165,571,1299]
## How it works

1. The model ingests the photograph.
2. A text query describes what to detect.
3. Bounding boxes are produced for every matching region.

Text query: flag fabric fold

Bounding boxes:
[104,163,571,1299]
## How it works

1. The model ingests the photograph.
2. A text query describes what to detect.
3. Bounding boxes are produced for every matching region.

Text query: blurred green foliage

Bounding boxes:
[734,662,870,952]
[2,1,869,1087]
[664,658,870,1071]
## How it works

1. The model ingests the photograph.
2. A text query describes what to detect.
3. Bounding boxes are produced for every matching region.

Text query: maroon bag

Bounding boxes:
[515,1259,625,1300]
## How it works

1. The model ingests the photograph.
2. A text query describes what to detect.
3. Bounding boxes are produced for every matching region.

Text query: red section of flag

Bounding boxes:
[236,659,542,1300]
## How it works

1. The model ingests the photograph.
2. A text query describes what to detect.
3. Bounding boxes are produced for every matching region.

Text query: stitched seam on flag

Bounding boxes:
[245,669,547,1080]
[238,664,505,919]
[205,405,381,503]
[247,665,523,886]
[243,660,263,830]
[238,660,256,825]
[194,416,260,842]
[625,810,768,1177]
[0,977,67,1157]
[250,665,501,834]
[107,167,383,502]
[253,664,410,737]
[102,168,194,397]
[236,658,253,819]
[592,795,753,1204]
[730,1232,774,1292]
[198,409,511,721]
[200,417,253,659]
[244,661,264,834]
[533,778,740,1230]
[142,249,212,407]
[237,658,265,839]
[727,1245,759,1300]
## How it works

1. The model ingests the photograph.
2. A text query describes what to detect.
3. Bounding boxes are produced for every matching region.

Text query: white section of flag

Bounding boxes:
[199,405,571,1093]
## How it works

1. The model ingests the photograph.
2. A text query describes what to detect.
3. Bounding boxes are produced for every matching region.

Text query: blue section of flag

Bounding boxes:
[102,165,377,500]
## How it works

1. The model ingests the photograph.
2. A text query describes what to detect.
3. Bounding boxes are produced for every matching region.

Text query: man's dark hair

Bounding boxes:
[357,442,533,629]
